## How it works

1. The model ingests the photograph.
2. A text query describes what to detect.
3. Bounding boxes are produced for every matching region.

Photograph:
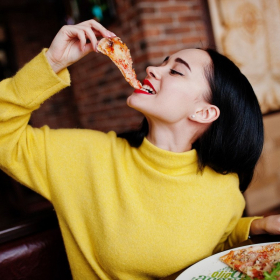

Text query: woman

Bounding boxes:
[0,20,279,280]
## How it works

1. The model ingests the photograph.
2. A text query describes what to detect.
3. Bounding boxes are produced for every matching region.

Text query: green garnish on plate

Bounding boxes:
[244,262,280,280]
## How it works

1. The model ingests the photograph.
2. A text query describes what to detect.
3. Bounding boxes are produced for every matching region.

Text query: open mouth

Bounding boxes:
[134,79,156,95]
[141,85,156,94]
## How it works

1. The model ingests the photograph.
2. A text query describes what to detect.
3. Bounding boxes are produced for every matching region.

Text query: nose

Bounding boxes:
[146,65,161,80]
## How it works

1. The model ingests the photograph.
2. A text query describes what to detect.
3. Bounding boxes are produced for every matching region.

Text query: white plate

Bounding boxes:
[176,242,277,280]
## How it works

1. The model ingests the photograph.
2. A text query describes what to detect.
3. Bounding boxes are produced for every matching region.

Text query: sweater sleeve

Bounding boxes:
[213,216,263,253]
[0,49,70,200]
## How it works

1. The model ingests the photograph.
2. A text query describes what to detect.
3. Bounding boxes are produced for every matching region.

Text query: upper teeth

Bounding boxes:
[142,85,156,94]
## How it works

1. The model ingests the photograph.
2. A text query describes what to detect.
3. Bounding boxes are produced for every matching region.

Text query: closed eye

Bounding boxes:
[170,69,184,76]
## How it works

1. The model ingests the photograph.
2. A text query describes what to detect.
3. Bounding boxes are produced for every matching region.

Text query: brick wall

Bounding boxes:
[2,0,80,129]
[2,0,212,133]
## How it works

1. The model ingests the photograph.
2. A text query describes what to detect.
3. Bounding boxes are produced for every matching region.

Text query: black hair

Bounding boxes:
[118,49,264,192]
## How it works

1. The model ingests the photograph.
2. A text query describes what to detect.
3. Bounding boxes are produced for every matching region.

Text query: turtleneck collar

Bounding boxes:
[136,138,198,175]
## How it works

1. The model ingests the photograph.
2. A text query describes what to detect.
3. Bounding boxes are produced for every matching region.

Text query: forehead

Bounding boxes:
[170,49,211,70]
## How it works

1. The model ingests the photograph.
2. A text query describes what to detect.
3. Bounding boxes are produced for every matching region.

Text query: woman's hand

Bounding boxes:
[250,215,280,235]
[45,19,116,73]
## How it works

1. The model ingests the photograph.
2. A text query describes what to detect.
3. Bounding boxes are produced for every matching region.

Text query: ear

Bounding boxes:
[190,105,220,124]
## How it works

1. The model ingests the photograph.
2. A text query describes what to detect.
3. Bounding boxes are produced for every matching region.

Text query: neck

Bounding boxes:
[146,119,198,153]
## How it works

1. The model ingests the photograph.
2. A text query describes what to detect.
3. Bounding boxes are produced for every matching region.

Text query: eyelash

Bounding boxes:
[170,69,183,76]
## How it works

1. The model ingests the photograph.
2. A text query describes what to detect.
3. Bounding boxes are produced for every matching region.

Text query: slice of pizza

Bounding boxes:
[220,243,280,279]
[97,36,142,89]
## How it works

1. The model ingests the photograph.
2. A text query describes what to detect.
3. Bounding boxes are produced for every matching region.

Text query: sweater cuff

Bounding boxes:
[13,48,71,109]
[235,217,263,242]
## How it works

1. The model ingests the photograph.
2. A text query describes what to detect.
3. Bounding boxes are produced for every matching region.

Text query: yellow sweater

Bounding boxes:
[0,50,256,280]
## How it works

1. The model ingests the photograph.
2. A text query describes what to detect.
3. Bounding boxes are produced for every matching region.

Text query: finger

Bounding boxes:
[62,25,89,51]
[74,29,87,51]
[74,25,99,51]
[78,19,116,38]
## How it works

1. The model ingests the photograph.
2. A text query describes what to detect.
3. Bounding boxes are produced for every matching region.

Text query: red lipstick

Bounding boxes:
[133,79,156,95]
[134,89,152,95]
[143,79,156,92]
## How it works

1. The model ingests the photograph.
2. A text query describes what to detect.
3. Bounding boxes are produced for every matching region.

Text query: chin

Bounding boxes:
[126,97,147,116]
[126,95,134,108]
[126,94,139,109]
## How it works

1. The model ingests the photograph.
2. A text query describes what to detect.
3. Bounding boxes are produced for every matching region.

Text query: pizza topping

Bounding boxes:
[244,262,280,279]
[220,243,280,279]
[97,36,142,89]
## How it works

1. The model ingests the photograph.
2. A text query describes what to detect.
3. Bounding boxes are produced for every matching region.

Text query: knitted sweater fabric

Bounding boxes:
[0,50,256,280]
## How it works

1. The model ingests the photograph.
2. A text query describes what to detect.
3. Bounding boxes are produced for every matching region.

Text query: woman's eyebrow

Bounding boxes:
[175,57,192,72]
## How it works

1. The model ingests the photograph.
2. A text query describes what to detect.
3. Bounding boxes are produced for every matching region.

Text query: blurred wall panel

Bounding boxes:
[208,0,280,114]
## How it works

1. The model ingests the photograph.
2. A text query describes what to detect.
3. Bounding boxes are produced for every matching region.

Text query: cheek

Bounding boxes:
[160,85,192,109]
[159,88,197,118]
[153,96,191,122]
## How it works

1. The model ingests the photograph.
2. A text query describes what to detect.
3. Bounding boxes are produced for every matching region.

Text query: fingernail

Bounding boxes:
[107,32,116,37]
